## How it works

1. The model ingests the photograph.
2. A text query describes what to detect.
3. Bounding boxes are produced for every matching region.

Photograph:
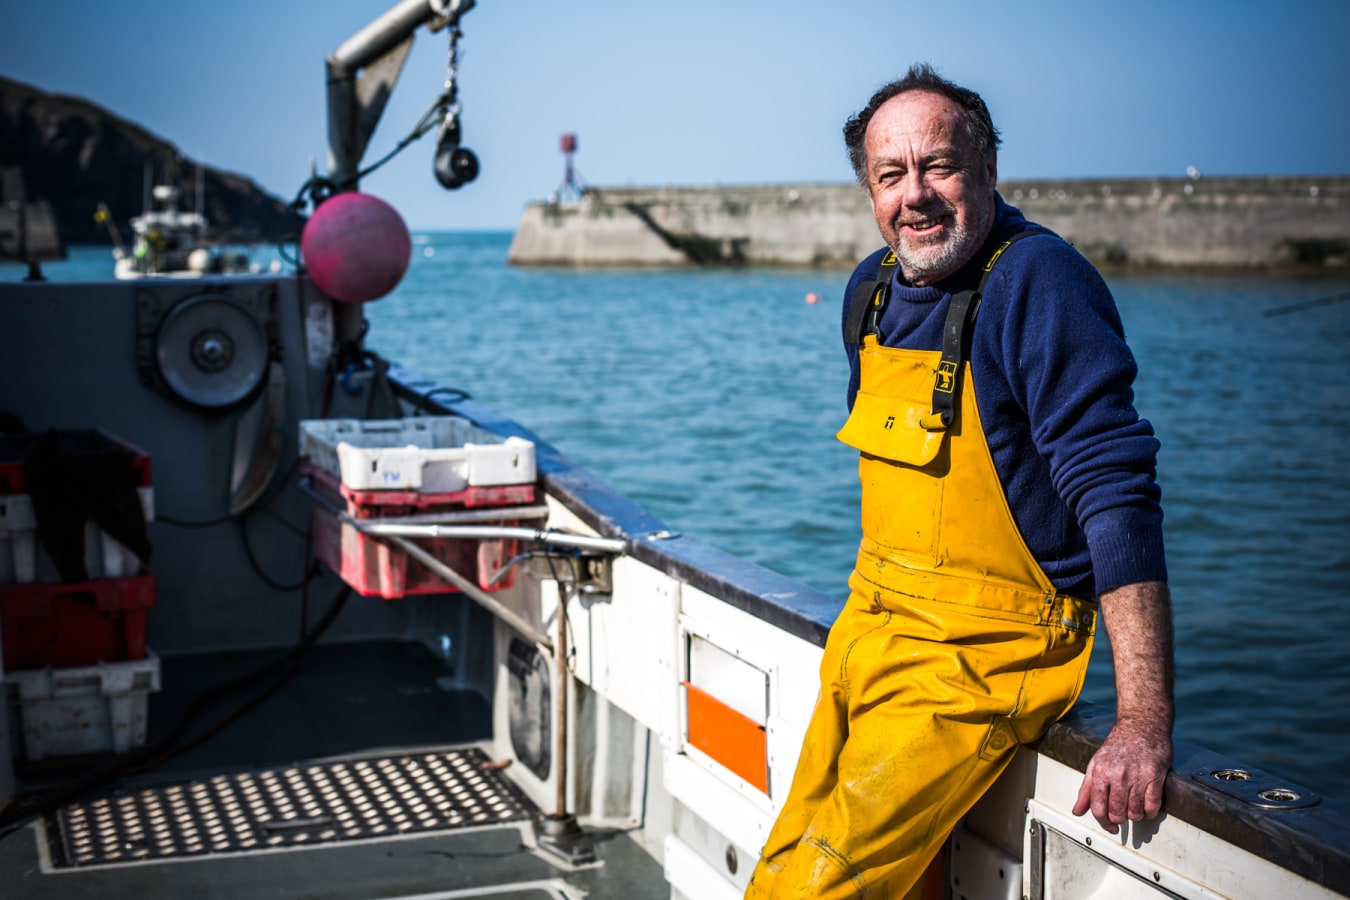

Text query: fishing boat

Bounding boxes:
[106,176,254,279]
[2,2,1348,898]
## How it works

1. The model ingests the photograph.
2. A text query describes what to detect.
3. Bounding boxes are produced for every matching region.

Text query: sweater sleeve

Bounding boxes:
[985,239,1167,594]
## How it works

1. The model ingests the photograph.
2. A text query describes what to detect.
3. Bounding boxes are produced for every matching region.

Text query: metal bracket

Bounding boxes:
[1190,766,1321,809]
[523,552,613,595]
[534,813,597,866]
[1027,818,1046,900]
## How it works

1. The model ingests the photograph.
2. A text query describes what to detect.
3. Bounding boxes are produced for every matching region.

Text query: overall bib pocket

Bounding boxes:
[838,387,950,563]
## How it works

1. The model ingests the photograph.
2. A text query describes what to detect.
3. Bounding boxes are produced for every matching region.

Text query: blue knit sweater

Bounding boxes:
[842,194,1166,598]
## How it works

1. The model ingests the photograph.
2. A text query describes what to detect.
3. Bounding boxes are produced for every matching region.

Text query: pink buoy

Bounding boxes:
[301,192,411,303]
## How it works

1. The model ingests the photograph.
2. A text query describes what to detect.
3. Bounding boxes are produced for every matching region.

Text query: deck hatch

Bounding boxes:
[47,747,533,867]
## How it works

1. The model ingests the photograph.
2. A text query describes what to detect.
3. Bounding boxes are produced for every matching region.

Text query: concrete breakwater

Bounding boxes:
[507,175,1349,272]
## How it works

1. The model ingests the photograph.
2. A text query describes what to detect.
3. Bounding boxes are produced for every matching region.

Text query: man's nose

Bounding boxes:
[901,172,936,208]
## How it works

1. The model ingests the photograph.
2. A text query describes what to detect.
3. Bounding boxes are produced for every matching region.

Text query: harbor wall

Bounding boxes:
[507,175,1350,272]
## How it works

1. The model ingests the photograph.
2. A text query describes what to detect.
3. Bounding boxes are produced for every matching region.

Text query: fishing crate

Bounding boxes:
[0,487,154,585]
[0,429,153,586]
[298,416,536,493]
[0,575,156,672]
[4,651,160,761]
[299,416,538,599]
[303,465,535,600]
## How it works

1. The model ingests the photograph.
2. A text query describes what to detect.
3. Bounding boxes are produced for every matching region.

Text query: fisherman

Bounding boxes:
[746,64,1174,899]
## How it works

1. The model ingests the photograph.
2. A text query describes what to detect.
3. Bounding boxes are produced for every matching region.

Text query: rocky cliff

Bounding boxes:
[0,76,302,246]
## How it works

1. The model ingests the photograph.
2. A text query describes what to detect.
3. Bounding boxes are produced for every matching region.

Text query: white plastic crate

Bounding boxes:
[299,417,536,492]
[5,652,160,760]
[0,487,154,585]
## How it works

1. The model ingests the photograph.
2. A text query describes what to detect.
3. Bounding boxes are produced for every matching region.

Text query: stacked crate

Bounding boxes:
[1,430,159,760]
[299,417,538,599]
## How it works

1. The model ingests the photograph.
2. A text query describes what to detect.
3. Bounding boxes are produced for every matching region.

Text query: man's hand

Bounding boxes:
[1073,580,1175,833]
[1073,717,1172,832]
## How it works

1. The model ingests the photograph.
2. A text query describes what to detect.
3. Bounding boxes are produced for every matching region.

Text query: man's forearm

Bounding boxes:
[1099,579,1175,734]
[1073,579,1175,830]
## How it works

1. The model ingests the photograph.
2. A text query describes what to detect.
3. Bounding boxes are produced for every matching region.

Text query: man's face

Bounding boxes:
[863,91,997,286]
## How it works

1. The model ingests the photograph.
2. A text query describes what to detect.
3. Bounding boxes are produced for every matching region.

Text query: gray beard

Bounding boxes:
[893,220,978,285]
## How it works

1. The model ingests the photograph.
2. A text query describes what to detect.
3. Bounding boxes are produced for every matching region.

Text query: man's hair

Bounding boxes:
[842,63,1001,184]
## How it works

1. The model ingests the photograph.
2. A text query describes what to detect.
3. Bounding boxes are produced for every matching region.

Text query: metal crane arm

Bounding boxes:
[325,0,476,188]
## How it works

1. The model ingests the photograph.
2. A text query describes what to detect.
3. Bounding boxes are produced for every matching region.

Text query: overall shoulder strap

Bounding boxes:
[844,250,899,346]
[926,231,1039,430]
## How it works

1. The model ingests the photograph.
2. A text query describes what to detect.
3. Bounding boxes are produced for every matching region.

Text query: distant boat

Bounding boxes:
[104,168,256,279]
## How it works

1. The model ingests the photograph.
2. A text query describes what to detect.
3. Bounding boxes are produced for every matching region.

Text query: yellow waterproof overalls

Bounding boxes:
[747,245,1097,899]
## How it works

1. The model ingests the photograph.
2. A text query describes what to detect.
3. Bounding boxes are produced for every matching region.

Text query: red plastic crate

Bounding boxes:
[0,575,155,671]
[0,429,152,495]
[305,475,529,600]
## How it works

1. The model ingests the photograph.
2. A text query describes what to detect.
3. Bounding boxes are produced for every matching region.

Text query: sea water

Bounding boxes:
[9,235,1350,803]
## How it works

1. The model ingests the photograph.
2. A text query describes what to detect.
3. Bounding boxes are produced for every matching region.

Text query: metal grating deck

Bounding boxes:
[48,747,534,868]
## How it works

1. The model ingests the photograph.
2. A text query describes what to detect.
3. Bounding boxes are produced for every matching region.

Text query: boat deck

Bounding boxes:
[3,640,667,899]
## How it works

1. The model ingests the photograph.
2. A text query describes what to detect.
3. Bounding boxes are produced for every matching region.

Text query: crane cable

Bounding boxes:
[290,25,465,211]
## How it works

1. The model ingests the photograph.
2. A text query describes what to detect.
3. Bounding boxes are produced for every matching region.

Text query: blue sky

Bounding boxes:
[3,0,1348,230]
